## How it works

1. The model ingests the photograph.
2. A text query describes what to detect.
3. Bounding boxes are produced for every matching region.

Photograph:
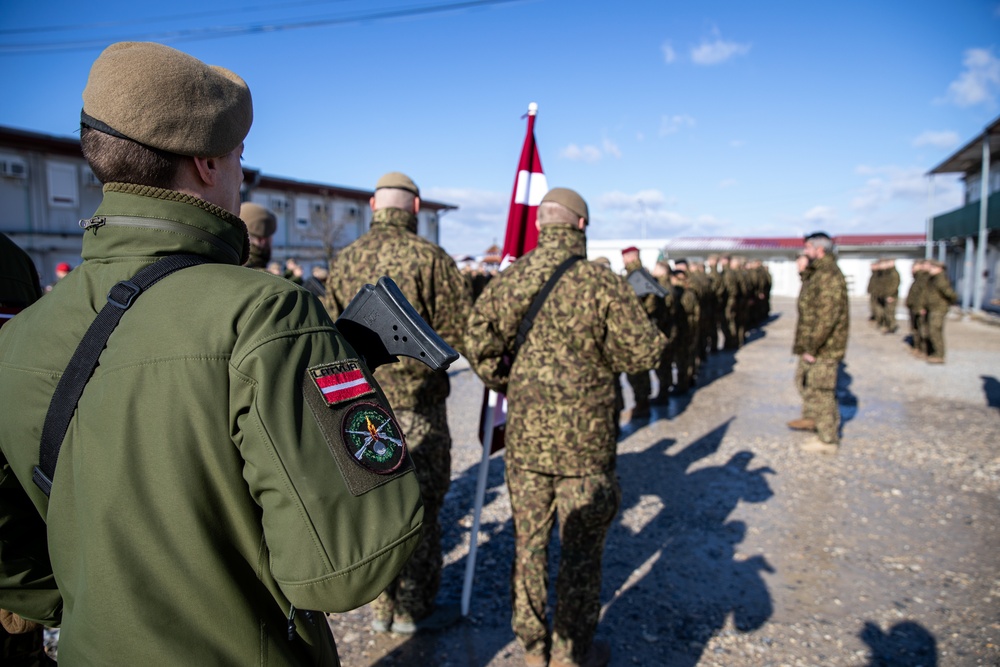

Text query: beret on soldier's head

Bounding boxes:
[240,202,277,238]
[621,246,640,256]
[541,187,589,223]
[81,42,252,157]
[375,172,420,196]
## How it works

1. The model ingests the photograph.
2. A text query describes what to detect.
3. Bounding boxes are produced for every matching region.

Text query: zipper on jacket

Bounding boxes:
[80,215,241,264]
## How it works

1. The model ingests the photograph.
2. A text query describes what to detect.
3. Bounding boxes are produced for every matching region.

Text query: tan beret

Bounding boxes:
[82,42,252,157]
[240,202,277,238]
[375,171,419,196]
[541,187,588,223]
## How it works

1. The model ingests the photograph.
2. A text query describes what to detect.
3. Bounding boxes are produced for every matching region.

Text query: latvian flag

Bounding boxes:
[310,361,375,406]
[500,102,548,268]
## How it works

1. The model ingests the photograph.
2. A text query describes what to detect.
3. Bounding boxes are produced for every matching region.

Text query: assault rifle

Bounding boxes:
[627,266,669,299]
[336,276,459,372]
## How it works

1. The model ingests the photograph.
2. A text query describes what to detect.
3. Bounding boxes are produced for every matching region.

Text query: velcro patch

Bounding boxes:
[341,402,407,475]
[309,359,375,405]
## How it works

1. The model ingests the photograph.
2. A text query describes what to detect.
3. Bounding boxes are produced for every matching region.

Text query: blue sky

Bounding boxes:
[2,0,999,255]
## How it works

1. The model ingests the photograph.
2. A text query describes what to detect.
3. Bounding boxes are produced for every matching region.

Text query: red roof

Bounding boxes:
[664,234,925,251]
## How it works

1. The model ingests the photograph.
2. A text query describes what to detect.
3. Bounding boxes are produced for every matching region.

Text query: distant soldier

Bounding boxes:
[906,260,930,357]
[324,171,471,634]
[717,255,741,350]
[921,260,958,364]
[465,188,666,667]
[878,259,900,334]
[687,259,716,363]
[789,232,849,454]
[653,257,679,400]
[867,259,883,326]
[622,246,660,418]
[240,202,277,269]
[706,254,723,353]
[670,266,700,394]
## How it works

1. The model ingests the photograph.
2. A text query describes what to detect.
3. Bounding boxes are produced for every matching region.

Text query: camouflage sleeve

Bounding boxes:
[602,276,668,375]
[935,274,958,304]
[427,252,473,357]
[802,272,845,357]
[323,262,350,320]
[464,274,515,393]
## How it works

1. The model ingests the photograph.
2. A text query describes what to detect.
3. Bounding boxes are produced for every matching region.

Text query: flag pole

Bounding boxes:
[461,389,500,616]
[462,101,541,618]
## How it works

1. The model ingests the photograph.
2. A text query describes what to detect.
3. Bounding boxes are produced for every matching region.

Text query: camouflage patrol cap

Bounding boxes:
[541,187,589,223]
[375,172,420,196]
[81,42,252,157]
[240,202,277,238]
[592,256,612,268]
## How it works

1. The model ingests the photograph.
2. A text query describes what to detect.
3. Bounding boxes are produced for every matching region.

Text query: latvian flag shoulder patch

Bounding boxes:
[309,359,376,406]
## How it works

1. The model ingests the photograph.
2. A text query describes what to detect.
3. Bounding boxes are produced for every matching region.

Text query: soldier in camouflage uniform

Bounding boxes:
[240,202,277,269]
[324,172,471,633]
[921,260,957,364]
[669,266,700,394]
[621,246,661,418]
[716,255,741,350]
[465,188,666,667]
[879,259,900,334]
[906,260,930,357]
[788,232,849,454]
[687,260,715,363]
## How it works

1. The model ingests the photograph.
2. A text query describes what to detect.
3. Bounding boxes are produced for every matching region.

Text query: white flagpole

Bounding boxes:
[461,388,500,616]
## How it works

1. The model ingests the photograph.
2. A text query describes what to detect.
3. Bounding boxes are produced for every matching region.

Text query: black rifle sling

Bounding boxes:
[33,254,208,496]
[513,254,585,354]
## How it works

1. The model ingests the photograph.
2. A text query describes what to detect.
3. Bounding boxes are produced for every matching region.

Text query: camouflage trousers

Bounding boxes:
[795,357,840,444]
[722,298,739,349]
[910,310,925,354]
[625,370,651,411]
[878,297,897,332]
[370,402,452,624]
[925,309,947,360]
[505,464,620,665]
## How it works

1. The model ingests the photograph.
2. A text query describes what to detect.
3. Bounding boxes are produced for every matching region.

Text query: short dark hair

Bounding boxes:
[81,126,184,188]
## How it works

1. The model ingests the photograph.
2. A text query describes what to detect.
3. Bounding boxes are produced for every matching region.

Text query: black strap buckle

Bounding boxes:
[107,280,142,310]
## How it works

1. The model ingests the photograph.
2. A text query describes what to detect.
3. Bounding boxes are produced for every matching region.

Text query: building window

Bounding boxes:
[0,154,28,180]
[295,197,310,227]
[46,162,79,208]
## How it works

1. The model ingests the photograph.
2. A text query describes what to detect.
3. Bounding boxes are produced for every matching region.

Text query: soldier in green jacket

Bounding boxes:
[670,266,701,394]
[621,246,661,418]
[324,171,471,634]
[0,42,423,666]
[466,188,666,667]
[922,260,958,364]
[788,232,849,454]
[878,259,900,334]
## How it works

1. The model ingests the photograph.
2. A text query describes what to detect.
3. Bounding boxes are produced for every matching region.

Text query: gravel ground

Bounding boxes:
[328,296,1000,667]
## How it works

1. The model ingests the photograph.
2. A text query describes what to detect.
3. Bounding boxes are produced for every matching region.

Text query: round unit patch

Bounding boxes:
[341,402,407,474]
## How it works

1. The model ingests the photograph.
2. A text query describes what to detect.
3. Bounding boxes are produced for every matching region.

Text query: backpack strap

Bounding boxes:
[513,254,585,354]
[33,254,208,496]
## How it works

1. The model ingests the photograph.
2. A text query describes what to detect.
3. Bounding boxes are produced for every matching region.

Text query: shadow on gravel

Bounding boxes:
[600,419,777,666]
[838,363,858,430]
[860,620,938,666]
[982,375,1000,411]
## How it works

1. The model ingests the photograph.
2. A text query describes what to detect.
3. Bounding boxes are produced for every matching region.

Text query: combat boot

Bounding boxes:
[801,437,838,455]
[550,640,611,667]
[786,418,816,431]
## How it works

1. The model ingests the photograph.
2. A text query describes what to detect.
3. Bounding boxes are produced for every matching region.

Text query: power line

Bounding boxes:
[0,0,528,55]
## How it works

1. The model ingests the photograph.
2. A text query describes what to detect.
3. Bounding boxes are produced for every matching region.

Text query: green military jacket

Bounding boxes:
[923,271,958,312]
[324,207,471,411]
[465,224,667,476]
[793,253,849,360]
[883,267,900,298]
[0,184,423,666]
[906,270,928,311]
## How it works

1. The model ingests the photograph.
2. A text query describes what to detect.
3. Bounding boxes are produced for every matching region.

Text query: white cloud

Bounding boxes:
[940,48,1000,107]
[424,186,508,255]
[691,30,751,65]
[662,41,676,64]
[912,130,961,150]
[590,189,722,238]
[850,165,929,211]
[718,179,738,189]
[560,143,603,163]
[602,138,622,159]
[659,114,696,136]
[803,205,836,224]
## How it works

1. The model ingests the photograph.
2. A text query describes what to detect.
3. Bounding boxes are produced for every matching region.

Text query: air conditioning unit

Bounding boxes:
[0,157,28,179]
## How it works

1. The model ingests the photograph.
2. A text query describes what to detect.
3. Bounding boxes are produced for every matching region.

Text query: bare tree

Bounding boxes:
[299,200,361,266]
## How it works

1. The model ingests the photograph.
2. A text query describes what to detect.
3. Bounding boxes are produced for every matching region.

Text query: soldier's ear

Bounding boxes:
[577,217,586,231]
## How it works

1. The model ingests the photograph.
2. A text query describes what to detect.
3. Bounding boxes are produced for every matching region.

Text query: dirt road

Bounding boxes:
[329,297,1000,667]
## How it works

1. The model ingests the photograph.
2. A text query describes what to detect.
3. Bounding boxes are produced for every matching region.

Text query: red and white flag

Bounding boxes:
[499,102,548,268]
[480,103,549,453]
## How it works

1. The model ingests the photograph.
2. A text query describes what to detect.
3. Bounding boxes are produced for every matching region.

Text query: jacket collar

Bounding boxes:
[536,223,587,257]
[369,207,418,235]
[80,183,249,265]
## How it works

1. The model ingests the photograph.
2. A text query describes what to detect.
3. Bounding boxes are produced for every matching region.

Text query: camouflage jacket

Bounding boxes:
[465,224,667,475]
[793,253,849,360]
[922,272,957,312]
[906,271,927,310]
[883,267,900,298]
[325,207,471,410]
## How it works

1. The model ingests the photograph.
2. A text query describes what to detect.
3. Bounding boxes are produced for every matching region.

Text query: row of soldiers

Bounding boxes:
[610,250,773,419]
[906,258,958,363]
[866,258,901,334]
